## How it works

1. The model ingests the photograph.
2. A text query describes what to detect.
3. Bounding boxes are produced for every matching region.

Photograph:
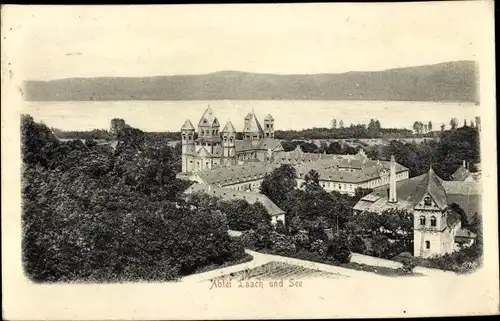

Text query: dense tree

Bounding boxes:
[325,232,352,263]
[450,118,459,130]
[110,118,128,137]
[186,194,272,231]
[260,165,297,213]
[21,115,245,282]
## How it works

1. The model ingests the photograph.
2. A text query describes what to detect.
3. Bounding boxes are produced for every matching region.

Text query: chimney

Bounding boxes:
[388,155,397,203]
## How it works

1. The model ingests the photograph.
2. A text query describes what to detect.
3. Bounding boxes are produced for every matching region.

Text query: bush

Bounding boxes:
[275,220,288,234]
[293,232,310,250]
[326,234,352,263]
[310,239,326,256]
[348,235,366,254]
[271,232,297,255]
[400,256,417,274]
[240,230,258,249]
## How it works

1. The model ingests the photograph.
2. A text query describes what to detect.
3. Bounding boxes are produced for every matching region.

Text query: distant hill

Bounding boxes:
[24,61,478,102]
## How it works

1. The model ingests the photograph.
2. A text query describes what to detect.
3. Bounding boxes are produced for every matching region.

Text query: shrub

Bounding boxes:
[271,235,297,255]
[310,239,326,256]
[240,230,258,249]
[400,256,417,274]
[348,235,366,254]
[326,234,352,263]
[293,232,310,250]
[275,220,288,234]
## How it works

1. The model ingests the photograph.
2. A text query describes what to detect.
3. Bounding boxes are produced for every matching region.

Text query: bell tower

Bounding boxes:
[181,119,195,173]
[264,114,275,138]
[221,121,236,166]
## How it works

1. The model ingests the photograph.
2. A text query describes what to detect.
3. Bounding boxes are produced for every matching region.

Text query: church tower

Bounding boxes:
[221,121,236,165]
[264,114,275,138]
[197,106,221,156]
[243,109,265,146]
[181,119,195,173]
[413,167,455,258]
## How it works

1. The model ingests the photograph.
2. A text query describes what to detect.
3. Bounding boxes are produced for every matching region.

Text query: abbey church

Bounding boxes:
[179,106,284,173]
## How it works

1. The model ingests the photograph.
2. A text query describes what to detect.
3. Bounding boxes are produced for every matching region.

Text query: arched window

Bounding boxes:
[430,216,437,227]
[419,216,426,226]
[424,196,432,206]
[230,137,234,143]
[425,241,431,249]
[182,134,186,140]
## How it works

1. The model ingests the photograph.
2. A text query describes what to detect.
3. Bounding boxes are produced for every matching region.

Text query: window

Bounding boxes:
[266,124,270,128]
[419,216,426,226]
[430,216,437,227]
[425,241,431,249]
[424,196,432,206]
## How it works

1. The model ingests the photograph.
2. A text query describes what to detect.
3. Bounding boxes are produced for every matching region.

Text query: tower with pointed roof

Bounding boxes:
[264,114,275,138]
[181,119,195,172]
[413,167,460,258]
[194,106,222,170]
[243,110,265,146]
[221,120,236,165]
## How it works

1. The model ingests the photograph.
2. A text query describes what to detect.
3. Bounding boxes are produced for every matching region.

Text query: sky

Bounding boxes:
[2,2,491,80]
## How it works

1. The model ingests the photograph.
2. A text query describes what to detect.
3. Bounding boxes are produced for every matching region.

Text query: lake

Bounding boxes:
[23,100,479,132]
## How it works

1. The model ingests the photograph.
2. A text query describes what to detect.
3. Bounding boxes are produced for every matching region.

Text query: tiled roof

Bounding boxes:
[264,114,275,121]
[455,229,477,239]
[235,140,255,152]
[287,154,408,184]
[194,162,276,185]
[234,138,283,152]
[257,138,283,151]
[423,168,448,210]
[446,208,461,227]
[197,146,210,157]
[183,183,284,216]
[195,136,222,144]
[243,111,264,135]
[354,170,482,219]
[442,181,481,222]
[452,166,471,181]
[222,121,236,133]
[441,181,482,195]
[198,107,219,127]
[181,119,195,130]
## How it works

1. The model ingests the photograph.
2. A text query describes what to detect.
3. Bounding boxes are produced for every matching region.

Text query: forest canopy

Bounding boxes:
[21,114,246,282]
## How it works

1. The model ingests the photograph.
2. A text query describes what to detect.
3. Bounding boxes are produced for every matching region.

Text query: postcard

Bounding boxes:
[2,2,498,319]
